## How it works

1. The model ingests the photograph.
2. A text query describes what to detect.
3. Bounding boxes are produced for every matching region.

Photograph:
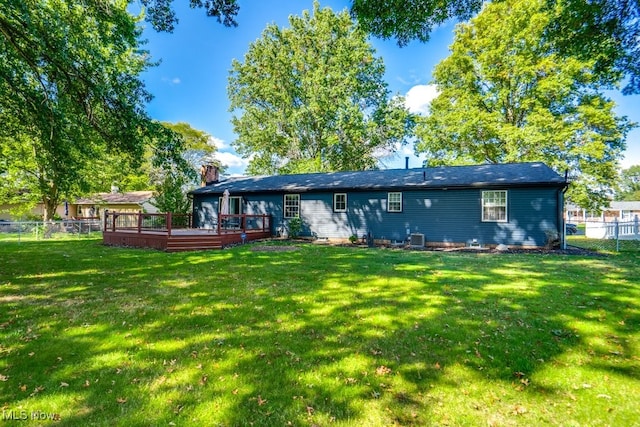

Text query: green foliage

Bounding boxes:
[148,123,208,214]
[351,0,640,95]
[0,239,638,425]
[351,0,481,46]
[151,171,192,214]
[415,0,635,210]
[287,216,303,239]
[616,165,640,201]
[141,0,239,32]
[0,0,158,219]
[228,1,414,175]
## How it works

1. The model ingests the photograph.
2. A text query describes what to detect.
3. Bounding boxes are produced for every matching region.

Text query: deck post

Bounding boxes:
[167,212,173,236]
[137,210,142,234]
[111,212,117,232]
[104,210,108,233]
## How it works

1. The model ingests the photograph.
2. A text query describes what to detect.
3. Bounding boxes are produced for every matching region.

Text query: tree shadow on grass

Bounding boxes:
[0,241,638,425]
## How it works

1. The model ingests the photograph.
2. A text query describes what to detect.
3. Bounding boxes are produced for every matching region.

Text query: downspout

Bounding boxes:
[559,170,569,250]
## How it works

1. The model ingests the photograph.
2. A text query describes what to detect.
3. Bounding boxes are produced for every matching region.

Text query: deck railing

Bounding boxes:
[103,211,192,235]
[103,211,271,236]
[218,214,271,234]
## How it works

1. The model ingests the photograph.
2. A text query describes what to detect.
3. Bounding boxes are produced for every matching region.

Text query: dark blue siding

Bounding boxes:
[192,187,561,247]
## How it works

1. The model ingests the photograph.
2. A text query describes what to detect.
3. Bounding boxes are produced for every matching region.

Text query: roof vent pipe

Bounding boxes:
[405,157,409,169]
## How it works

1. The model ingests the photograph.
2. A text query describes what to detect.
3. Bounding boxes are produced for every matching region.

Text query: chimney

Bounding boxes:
[200,165,219,187]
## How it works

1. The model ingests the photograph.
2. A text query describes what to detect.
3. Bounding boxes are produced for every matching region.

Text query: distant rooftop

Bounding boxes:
[75,191,154,205]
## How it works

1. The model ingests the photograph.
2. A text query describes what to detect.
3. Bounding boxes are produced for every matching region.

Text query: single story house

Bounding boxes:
[74,190,156,220]
[1,190,155,221]
[189,162,568,248]
[566,200,640,223]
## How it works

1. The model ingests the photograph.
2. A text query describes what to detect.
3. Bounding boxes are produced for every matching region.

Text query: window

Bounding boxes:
[284,194,300,218]
[387,192,402,212]
[482,190,507,222]
[334,193,347,212]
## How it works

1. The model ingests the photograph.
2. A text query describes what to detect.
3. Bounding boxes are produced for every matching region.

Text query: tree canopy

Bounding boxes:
[351,0,640,95]
[414,0,634,210]
[616,165,640,201]
[0,0,160,219]
[228,2,414,175]
[141,0,239,32]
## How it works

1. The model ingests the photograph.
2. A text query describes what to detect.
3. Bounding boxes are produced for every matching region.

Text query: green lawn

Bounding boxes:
[1,237,638,426]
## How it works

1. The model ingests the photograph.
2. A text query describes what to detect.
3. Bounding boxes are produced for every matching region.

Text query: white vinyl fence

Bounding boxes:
[584,216,640,251]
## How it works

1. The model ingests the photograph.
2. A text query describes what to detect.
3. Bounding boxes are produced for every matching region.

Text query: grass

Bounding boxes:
[0,236,639,426]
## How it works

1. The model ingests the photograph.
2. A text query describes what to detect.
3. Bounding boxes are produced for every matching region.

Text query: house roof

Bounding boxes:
[75,191,154,205]
[190,162,566,195]
[610,201,640,210]
[566,200,640,211]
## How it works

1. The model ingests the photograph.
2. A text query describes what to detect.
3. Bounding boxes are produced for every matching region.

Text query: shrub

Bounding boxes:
[288,217,302,238]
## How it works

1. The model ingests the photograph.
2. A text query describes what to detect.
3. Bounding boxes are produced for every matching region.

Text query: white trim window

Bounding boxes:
[284,194,300,218]
[387,192,402,212]
[334,193,347,212]
[482,190,507,222]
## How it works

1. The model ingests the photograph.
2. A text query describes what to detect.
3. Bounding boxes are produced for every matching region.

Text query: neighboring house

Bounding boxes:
[1,190,156,221]
[566,201,640,223]
[74,190,157,220]
[190,162,568,248]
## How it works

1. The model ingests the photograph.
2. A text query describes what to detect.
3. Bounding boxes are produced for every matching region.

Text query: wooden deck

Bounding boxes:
[102,212,272,252]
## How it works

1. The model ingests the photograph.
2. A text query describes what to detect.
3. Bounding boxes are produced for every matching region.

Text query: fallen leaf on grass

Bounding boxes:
[29,385,44,397]
[257,395,267,406]
[19,384,27,392]
[60,382,69,388]
[0,374,8,381]
[376,366,392,376]
[116,397,127,404]
[512,404,527,415]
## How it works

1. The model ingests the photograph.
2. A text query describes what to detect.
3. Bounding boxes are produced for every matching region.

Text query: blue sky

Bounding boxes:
[139,0,640,177]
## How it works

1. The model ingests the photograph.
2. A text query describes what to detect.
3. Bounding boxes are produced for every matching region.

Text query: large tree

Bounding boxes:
[228,2,413,175]
[150,122,222,214]
[0,1,193,219]
[0,1,146,219]
[351,0,640,95]
[414,0,634,210]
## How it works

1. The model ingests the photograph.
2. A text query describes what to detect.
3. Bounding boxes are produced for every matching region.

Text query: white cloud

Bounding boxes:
[215,151,248,169]
[161,76,181,85]
[208,136,227,149]
[404,84,439,115]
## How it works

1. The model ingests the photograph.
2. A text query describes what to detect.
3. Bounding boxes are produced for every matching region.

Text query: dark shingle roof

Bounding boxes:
[190,162,566,195]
